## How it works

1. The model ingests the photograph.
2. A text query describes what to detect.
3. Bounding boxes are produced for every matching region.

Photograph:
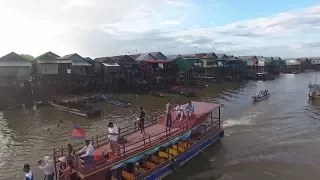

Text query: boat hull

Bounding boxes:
[138,129,224,180]
[102,95,130,107]
[253,94,270,101]
[47,101,101,118]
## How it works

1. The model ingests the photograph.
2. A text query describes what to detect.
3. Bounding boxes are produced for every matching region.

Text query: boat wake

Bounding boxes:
[222,117,254,128]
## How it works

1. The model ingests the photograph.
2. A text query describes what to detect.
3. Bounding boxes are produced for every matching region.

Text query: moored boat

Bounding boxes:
[102,95,131,107]
[167,86,197,97]
[51,101,223,180]
[48,98,102,118]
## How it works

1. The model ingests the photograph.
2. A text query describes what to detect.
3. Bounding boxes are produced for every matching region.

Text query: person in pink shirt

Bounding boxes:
[60,160,73,180]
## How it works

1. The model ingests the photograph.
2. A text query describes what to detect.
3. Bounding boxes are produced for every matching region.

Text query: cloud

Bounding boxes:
[289,41,320,50]
[166,0,191,6]
[0,1,319,58]
[157,20,180,26]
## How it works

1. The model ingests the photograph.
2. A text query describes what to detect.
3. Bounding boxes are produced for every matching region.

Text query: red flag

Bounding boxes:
[72,125,85,140]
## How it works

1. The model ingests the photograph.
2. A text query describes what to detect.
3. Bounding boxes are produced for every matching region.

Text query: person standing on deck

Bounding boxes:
[77,140,94,161]
[165,100,174,127]
[138,107,146,134]
[185,102,195,119]
[108,122,119,153]
[23,164,34,180]
[38,156,54,180]
[174,102,184,122]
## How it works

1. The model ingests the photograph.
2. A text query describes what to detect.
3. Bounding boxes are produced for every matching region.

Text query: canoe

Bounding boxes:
[253,93,270,101]
[102,95,131,107]
[47,101,102,118]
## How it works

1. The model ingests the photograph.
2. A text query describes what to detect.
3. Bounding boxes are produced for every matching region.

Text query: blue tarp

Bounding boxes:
[125,154,145,163]
[110,126,199,170]
[110,162,125,170]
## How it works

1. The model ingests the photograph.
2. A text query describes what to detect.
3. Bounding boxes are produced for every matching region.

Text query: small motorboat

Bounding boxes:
[102,95,131,107]
[252,90,270,101]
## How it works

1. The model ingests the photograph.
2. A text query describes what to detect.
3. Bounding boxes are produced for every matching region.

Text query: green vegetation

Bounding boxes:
[20,54,34,61]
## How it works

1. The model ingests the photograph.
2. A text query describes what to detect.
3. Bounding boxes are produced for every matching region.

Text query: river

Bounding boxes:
[0,73,319,180]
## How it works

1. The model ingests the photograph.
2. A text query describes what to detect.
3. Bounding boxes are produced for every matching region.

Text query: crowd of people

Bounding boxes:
[165,100,195,127]
[253,89,269,99]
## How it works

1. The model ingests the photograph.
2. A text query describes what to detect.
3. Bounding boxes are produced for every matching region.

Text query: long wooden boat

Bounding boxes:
[102,95,131,107]
[253,93,270,101]
[167,86,197,97]
[48,101,102,118]
[51,101,223,180]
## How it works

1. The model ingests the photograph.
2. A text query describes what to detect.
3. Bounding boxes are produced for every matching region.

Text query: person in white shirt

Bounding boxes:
[77,140,94,161]
[108,122,119,153]
[38,156,54,180]
[174,102,184,122]
[23,164,34,180]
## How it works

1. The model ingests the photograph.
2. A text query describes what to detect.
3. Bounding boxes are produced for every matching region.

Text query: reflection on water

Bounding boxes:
[1,73,320,180]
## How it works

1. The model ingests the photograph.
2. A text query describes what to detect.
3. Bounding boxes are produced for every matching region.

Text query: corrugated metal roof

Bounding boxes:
[216,53,227,59]
[206,52,218,59]
[136,53,152,61]
[94,57,118,64]
[0,52,30,62]
[129,54,141,60]
[166,54,182,61]
[57,53,76,60]
[109,55,127,61]
[0,61,31,67]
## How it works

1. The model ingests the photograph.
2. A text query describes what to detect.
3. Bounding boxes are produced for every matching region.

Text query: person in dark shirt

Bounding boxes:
[138,107,146,134]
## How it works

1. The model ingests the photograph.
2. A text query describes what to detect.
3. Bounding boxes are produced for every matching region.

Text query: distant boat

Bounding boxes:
[48,101,102,118]
[252,90,270,101]
[102,95,131,107]
[253,93,270,101]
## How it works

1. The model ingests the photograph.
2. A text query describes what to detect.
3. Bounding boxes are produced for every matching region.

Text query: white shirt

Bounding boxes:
[176,105,183,112]
[38,162,54,175]
[108,126,119,141]
[78,144,94,157]
[25,171,33,180]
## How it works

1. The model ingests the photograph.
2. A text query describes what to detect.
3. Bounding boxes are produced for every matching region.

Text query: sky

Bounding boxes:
[0,0,319,58]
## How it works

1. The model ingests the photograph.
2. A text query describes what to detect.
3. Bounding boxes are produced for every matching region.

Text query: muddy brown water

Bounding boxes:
[1,73,319,180]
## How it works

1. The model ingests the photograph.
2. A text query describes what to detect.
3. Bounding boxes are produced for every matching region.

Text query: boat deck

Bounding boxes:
[94,123,181,155]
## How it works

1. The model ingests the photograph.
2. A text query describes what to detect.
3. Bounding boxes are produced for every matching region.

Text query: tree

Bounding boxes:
[20,54,34,61]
